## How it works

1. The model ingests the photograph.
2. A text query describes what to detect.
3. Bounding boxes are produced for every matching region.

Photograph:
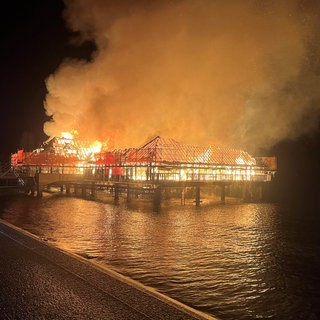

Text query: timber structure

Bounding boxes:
[6,136,277,207]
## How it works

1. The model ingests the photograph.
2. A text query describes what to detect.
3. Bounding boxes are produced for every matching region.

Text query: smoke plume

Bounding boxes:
[44,0,320,151]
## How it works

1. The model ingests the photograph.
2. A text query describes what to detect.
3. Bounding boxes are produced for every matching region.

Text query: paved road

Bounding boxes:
[0,220,215,320]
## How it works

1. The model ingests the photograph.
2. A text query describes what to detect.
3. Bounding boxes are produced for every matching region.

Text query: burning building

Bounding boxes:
[11,135,276,184]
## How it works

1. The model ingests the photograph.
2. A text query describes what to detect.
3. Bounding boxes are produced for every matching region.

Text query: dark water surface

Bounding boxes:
[1,193,319,320]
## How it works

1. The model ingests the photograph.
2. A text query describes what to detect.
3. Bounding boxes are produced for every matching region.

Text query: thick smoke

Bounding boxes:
[44,0,320,151]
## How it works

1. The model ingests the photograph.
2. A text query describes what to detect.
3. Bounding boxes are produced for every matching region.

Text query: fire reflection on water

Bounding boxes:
[0,194,318,320]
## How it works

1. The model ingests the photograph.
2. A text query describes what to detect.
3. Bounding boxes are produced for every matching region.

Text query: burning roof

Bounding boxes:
[124,136,256,166]
[11,135,276,170]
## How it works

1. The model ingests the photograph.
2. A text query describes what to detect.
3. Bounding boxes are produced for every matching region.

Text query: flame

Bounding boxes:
[90,140,102,154]
[61,131,74,140]
[61,130,79,139]
[53,130,106,161]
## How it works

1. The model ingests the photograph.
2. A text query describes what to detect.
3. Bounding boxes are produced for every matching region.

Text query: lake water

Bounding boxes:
[0,193,319,320]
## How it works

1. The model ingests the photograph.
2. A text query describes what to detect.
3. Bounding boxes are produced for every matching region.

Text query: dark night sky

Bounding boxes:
[0,0,93,163]
[0,1,319,206]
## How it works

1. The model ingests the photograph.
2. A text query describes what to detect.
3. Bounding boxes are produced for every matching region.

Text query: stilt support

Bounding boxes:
[91,182,96,199]
[181,188,186,206]
[35,173,42,198]
[114,186,120,205]
[127,186,131,204]
[195,186,201,207]
[221,183,226,204]
[153,186,162,209]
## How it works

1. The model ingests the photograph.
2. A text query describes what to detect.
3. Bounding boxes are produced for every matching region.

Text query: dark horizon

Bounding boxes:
[0,0,94,163]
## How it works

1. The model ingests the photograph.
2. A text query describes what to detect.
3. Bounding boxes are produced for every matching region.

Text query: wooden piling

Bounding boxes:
[127,185,131,204]
[220,183,226,204]
[181,187,186,206]
[114,186,120,204]
[91,182,96,199]
[35,172,42,198]
[153,186,162,209]
[82,186,86,197]
[195,186,201,207]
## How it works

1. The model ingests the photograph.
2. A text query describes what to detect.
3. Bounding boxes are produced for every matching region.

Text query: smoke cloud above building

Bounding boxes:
[44,0,320,151]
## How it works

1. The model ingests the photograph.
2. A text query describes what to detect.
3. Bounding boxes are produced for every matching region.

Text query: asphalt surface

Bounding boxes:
[0,220,215,320]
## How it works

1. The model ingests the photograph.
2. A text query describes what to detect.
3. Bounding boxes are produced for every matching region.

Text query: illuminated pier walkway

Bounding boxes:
[0,220,214,320]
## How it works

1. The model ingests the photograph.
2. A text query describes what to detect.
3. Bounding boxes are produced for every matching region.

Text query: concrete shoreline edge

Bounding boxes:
[0,218,217,320]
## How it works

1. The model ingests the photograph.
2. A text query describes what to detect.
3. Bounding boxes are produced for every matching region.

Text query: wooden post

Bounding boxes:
[242,181,252,202]
[127,185,131,204]
[153,186,162,209]
[257,183,263,202]
[114,185,120,204]
[35,172,42,197]
[181,187,186,206]
[82,186,86,197]
[91,182,96,199]
[221,183,226,204]
[195,186,201,207]
[66,184,70,195]
[164,187,171,200]
[250,182,263,202]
